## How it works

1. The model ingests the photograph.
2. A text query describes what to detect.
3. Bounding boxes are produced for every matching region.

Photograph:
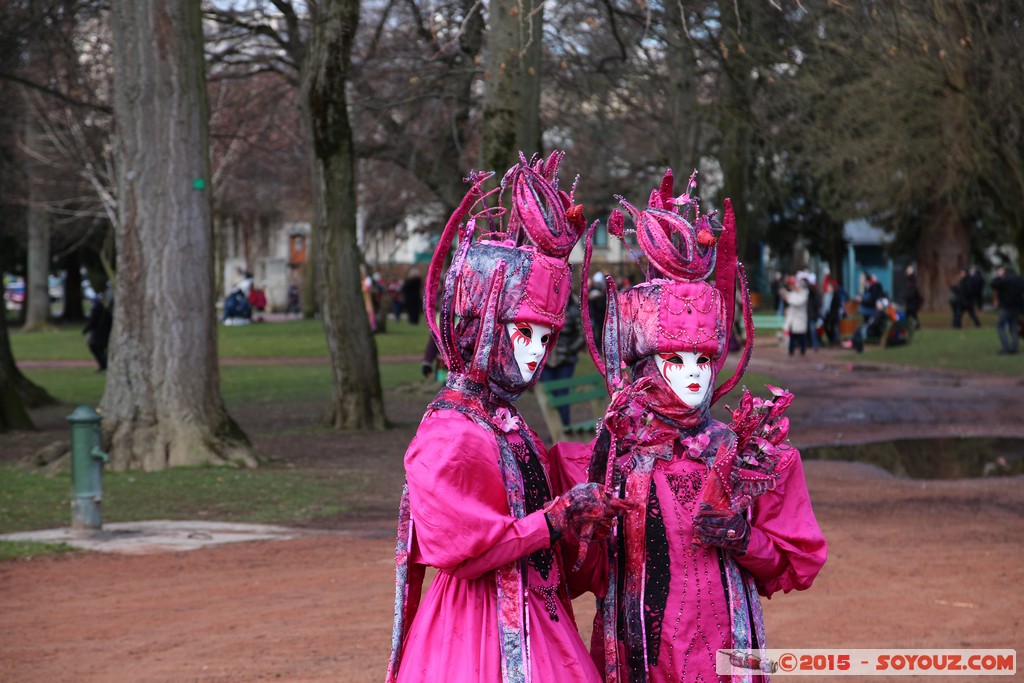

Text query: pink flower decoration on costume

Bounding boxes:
[492,407,521,433]
[681,432,711,460]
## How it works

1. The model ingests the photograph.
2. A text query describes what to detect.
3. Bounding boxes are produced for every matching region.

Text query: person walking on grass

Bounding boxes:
[990,265,1024,355]
[780,276,811,357]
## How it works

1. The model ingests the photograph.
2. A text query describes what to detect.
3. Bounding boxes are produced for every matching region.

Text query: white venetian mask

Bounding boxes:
[506,321,552,381]
[654,350,713,408]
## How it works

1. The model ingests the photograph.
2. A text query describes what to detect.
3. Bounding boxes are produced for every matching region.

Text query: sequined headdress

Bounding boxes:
[582,169,754,405]
[425,151,587,384]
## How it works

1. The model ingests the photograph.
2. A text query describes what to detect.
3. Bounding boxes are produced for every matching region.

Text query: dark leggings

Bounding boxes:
[789,331,808,356]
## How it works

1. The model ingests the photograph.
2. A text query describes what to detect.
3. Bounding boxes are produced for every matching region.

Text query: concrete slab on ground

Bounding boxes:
[0,520,331,555]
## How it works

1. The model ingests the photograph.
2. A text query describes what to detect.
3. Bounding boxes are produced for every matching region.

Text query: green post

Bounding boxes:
[66,406,110,532]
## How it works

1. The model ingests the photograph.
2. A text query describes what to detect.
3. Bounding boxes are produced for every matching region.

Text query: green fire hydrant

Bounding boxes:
[67,406,110,532]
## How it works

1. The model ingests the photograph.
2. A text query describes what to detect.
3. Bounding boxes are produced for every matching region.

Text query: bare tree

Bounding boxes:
[304,0,387,430]
[2,1,117,329]
[772,0,1024,309]
[102,0,255,470]
[21,115,54,332]
[350,0,485,209]
[482,0,543,171]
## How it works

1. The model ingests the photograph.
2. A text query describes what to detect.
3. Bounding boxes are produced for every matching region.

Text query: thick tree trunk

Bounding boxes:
[22,116,52,332]
[664,1,700,175]
[517,0,543,157]
[482,0,543,170]
[304,0,387,430]
[0,310,35,432]
[717,6,761,261]
[103,0,255,470]
[916,202,971,312]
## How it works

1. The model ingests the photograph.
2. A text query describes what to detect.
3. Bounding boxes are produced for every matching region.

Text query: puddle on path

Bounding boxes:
[802,437,1024,479]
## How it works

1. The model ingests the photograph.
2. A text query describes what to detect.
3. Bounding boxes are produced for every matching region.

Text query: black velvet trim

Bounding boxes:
[510,438,555,581]
[644,479,670,666]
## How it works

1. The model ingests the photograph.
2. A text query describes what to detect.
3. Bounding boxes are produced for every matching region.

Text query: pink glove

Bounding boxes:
[543,482,631,542]
[693,503,750,555]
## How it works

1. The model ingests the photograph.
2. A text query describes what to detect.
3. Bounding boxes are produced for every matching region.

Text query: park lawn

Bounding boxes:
[8,316,433,362]
[0,463,367,537]
[17,361,423,409]
[852,310,1024,375]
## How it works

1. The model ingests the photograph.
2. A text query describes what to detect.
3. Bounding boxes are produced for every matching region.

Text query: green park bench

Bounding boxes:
[751,313,785,331]
[535,372,608,444]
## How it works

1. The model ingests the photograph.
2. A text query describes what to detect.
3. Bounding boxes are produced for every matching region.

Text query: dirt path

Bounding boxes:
[2,342,1023,682]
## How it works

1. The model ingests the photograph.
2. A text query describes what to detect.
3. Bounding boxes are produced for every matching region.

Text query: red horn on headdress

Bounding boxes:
[580,218,606,380]
[425,171,492,371]
[713,199,737,375]
[711,200,755,404]
[507,150,584,259]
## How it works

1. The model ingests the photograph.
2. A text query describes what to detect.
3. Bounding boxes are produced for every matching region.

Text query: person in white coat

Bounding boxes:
[780,276,810,356]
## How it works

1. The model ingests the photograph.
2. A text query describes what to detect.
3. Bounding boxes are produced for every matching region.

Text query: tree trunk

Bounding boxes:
[304,0,387,431]
[482,0,543,170]
[916,202,971,312]
[302,241,317,319]
[717,7,760,261]
[664,1,700,174]
[517,0,543,157]
[22,116,52,332]
[103,0,255,471]
[0,309,35,432]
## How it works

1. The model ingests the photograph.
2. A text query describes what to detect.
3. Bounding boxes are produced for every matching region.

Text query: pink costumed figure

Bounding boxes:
[579,170,828,683]
[386,151,631,683]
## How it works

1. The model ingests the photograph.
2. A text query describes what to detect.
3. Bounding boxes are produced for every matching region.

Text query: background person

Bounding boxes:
[223,270,254,326]
[539,293,586,426]
[401,268,423,325]
[82,292,113,371]
[857,272,884,320]
[780,276,810,357]
[949,269,980,328]
[966,266,986,313]
[990,265,1024,355]
[822,276,846,346]
[903,265,923,330]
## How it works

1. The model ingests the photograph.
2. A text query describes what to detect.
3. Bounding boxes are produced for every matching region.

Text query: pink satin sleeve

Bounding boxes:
[545,439,594,495]
[736,450,828,598]
[405,411,551,580]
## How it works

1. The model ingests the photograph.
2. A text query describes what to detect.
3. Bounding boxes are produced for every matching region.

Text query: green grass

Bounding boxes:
[0,540,77,561]
[14,318,430,408]
[0,464,371,535]
[10,316,432,362]
[849,312,1024,375]
[20,362,423,409]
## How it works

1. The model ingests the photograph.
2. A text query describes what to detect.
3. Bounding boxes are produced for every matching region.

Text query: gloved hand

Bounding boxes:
[692,503,750,555]
[543,482,632,543]
[421,362,433,378]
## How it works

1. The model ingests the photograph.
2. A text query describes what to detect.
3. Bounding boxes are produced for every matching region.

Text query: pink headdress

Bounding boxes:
[425,151,587,384]
[582,169,754,406]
